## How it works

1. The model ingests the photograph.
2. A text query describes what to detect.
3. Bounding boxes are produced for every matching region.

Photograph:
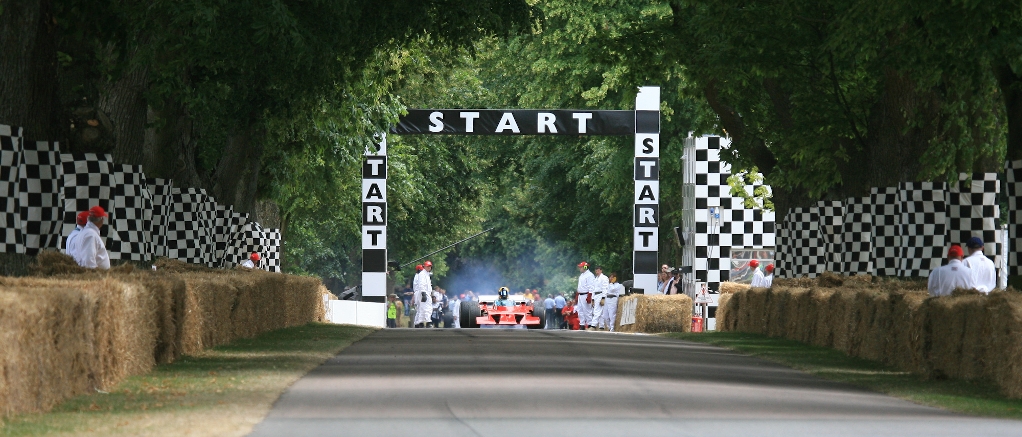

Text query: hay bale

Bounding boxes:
[719,281,750,294]
[738,287,769,334]
[849,290,890,361]
[28,250,88,276]
[818,271,844,288]
[616,294,692,333]
[828,289,858,354]
[773,276,816,288]
[887,291,929,373]
[716,293,734,331]
[806,288,836,348]
[985,293,1022,397]
[765,287,790,338]
[153,257,213,273]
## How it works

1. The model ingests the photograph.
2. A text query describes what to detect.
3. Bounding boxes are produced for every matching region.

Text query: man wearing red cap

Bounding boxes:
[241,252,260,269]
[576,261,596,329]
[70,206,110,270]
[749,259,766,287]
[763,264,775,288]
[927,245,977,297]
[413,260,434,328]
[63,211,90,255]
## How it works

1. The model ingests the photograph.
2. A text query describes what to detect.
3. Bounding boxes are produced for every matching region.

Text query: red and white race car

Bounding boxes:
[459,293,545,329]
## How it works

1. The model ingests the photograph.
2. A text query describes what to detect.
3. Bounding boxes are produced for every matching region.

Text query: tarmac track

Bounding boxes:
[249,329,1019,437]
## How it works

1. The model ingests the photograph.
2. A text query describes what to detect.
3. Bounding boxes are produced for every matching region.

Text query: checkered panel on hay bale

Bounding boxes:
[898,182,948,277]
[166,188,214,265]
[785,206,823,278]
[221,210,251,268]
[59,153,114,247]
[146,178,173,258]
[108,164,153,261]
[194,193,219,268]
[263,228,281,272]
[946,172,1001,275]
[871,186,901,276]
[842,197,873,276]
[818,200,845,274]
[1,124,25,254]
[17,139,63,255]
[1005,160,1022,276]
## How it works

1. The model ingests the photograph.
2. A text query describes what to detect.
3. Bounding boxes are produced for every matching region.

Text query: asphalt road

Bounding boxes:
[249,329,1019,437]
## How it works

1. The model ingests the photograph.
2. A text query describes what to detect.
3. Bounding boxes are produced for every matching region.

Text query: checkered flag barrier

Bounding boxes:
[842,197,873,275]
[871,186,901,276]
[783,207,824,278]
[1,124,25,254]
[147,178,174,258]
[817,200,845,274]
[18,139,63,254]
[263,228,282,272]
[108,164,153,261]
[898,182,948,277]
[1008,160,1022,276]
[221,211,251,267]
[59,153,114,247]
[947,173,1001,276]
[775,222,791,278]
[166,188,215,265]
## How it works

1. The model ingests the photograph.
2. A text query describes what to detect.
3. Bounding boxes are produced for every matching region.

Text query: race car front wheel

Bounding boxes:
[460,300,481,328]
[527,306,546,329]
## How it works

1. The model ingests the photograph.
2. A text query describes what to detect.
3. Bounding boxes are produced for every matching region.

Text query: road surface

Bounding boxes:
[249,329,1019,436]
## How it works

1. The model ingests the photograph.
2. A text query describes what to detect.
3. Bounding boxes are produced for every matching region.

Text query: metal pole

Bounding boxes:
[400,228,495,268]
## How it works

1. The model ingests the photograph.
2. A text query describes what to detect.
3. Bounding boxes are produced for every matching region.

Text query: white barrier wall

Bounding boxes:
[328,300,386,328]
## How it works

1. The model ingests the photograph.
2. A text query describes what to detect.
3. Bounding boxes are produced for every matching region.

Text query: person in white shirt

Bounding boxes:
[601,273,625,332]
[413,261,434,328]
[449,294,462,328]
[575,261,597,329]
[70,206,110,270]
[762,264,775,288]
[590,266,610,330]
[962,237,997,293]
[241,252,260,268]
[63,211,89,255]
[749,260,766,287]
[927,245,977,297]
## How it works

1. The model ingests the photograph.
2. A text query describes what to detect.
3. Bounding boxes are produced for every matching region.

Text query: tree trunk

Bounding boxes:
[100,57,150,166]
[211,120,264,214]
[143,103,202,186]
[0,0,61,140]
[995,63,1022,162]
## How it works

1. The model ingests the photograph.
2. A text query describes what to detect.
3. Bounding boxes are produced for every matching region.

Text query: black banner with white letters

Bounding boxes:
[392,109,635,135]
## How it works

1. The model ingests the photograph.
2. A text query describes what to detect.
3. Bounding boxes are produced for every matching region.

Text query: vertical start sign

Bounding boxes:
[362,134,387,303]
[633,87,660,294]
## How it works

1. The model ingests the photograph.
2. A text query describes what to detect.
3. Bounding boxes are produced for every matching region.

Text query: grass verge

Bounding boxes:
[1,323,376,436]
[665,331,1022,419]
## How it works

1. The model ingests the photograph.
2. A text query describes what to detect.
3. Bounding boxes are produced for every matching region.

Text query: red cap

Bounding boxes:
[947,245,964,259]
[89,205,107,218]
[76,211,89,226]
[424,260,433,268]
[250,252,261,261]
[416,264,423,272]
[765,264,775,273]
[578,261,588,268]
[749,259,760,268]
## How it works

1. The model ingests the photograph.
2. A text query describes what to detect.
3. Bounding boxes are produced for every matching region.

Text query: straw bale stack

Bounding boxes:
[718,281,750,294]
[717,282,1022,398]
[0,266,324,417]
[615,294,692,333]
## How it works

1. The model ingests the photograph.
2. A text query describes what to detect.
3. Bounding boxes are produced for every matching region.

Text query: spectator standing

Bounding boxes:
[431,285,445,328]
[749,260,765,287]
[763,264,775,288]
[576,261,596,329]
[386,294,399,328]
[70,206,110,270]
[962,237,997,293]
[553,293,566,329]
[660,268,678,295]
[402,284,414,317]
[927,246,976,297]
[63,211,89,255]
[591,266,609,330]
[450,294,462,328]
[601,273,624,332]
[543,294,556,329]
